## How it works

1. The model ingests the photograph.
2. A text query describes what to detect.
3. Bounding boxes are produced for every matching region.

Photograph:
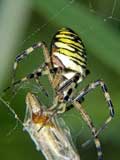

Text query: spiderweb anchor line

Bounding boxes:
[20,0,75,47]
[88,0,120,22]
[0,96,23,126]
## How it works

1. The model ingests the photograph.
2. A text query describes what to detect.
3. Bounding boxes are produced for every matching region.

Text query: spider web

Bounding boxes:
[20,0,120,46]
[0,0,75,134]
[88,0,120,24]
[19,0,75,47]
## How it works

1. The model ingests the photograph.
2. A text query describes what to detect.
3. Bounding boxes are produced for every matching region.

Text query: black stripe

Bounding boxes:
[73,73,80,82]
[64,88,73,101]
[54,39,86,59]
[108,100,114,117]
[36,71,42,77]
[55,37,84,51]
[71,59,86,68]
[65,105,73,111]
[27,73,34,79]
[58,73,80,92]
[69,43,86,54]
[16,54,23,61]
[102,84,108,92]
[58,79,73,92]
[64,95,69,101]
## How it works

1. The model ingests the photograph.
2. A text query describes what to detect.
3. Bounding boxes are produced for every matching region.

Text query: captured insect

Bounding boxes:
[3,27,114,160]
[24,92,81,160]
[0,93,80,160]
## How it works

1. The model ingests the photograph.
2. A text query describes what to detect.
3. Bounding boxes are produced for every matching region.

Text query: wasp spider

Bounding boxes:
[4,27,114,160]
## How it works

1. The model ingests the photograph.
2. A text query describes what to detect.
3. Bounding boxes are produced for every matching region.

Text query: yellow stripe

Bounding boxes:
[55,42,75,51]
[56,34,74,39]
[59,31,77,36]
[94,138,103,157]
[95,139,101,147]
[59,48,86,63]
[59,38,83,49]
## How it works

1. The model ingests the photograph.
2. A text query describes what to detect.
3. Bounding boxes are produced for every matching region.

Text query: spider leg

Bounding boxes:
[3,66,50,96]
[48,73,84,115]
[52,68,63,89]
[49,95,103,160]
[47,73,83,114]
[2,41,55,95]
[57,69,90,100]
[58,73,81,91]
[37,97,67,132]
[12,41,52,84]
[74,79,114,136]
[73,101,103,160]
[57,73,82,102]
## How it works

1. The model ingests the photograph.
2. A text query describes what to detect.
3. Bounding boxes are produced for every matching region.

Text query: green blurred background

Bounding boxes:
[0,0,120,159]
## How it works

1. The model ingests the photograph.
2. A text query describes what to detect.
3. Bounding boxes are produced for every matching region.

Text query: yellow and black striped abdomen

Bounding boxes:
[51,28,87,79]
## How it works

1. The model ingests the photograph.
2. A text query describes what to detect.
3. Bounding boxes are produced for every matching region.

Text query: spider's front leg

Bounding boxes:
[57,73,82,101]
[3,66,52,97]
[3,41,54,94]
[74,79,115,136]
[12,41,52,85]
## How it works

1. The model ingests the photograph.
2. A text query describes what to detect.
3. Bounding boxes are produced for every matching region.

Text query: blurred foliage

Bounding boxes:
[0,0,120,160]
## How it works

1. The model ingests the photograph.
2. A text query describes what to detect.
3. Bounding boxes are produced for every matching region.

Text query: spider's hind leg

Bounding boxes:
[74,79,114,136]
[73,101,103,160]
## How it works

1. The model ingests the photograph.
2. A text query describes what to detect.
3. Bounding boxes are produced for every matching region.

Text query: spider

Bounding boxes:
[4,27,114,160]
